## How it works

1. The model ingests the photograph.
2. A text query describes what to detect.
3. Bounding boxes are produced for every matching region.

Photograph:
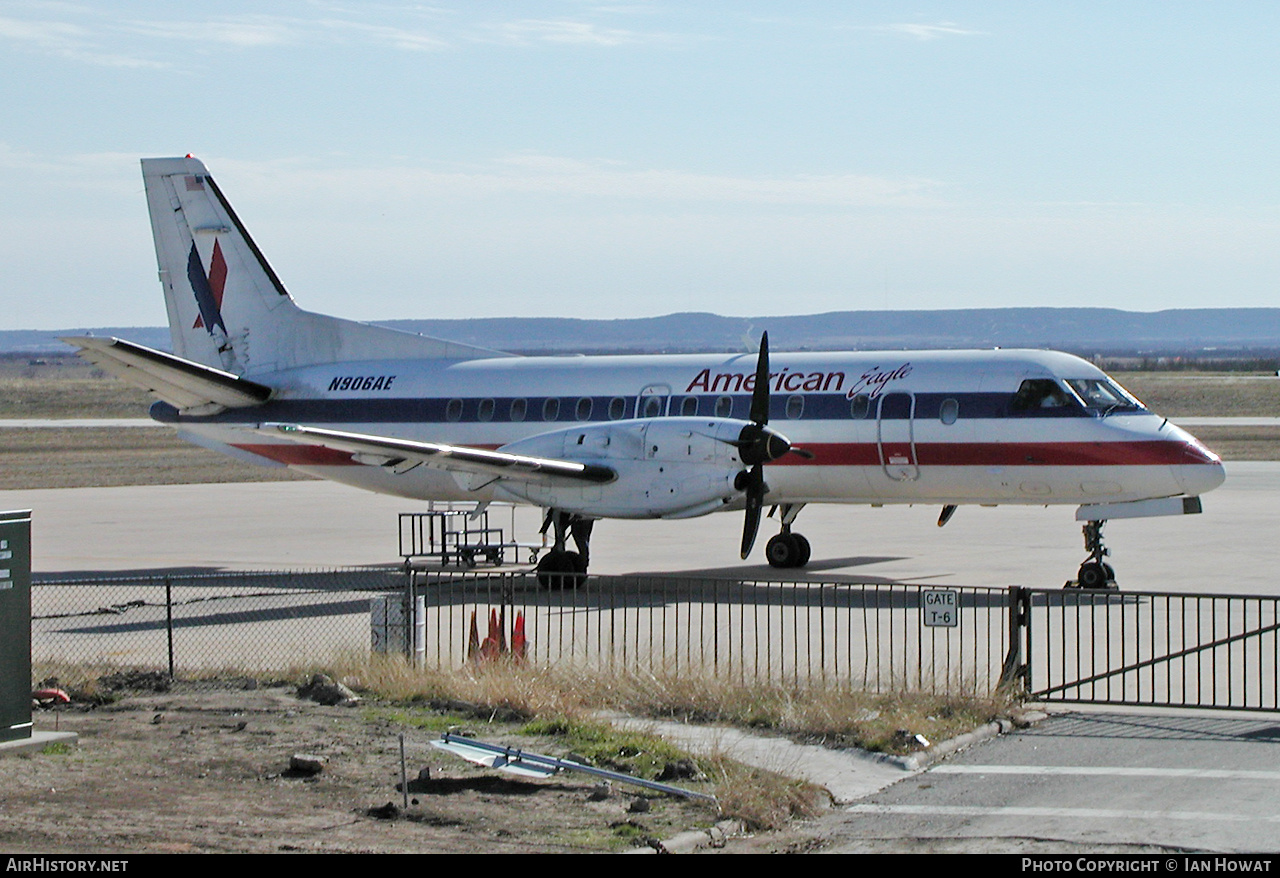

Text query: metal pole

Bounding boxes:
[165,577,175,678]
[999,586,1027,696]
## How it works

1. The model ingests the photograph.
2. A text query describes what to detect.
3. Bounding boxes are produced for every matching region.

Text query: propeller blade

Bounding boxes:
[740,466,766,559]
[749,331,770,426]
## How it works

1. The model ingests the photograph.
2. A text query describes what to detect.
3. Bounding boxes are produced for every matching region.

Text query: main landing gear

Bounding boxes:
[764,503,811,570]
[1067,519,1117,590]
[536,510,593,589]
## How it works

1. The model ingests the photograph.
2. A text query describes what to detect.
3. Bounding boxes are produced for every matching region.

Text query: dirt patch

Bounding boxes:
[1,682,721,854]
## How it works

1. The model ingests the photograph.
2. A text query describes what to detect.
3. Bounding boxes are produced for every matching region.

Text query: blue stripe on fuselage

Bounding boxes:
[152,391,1100,426]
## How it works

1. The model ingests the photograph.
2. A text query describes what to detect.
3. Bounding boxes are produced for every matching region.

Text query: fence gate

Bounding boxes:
[1012,587,1280,712]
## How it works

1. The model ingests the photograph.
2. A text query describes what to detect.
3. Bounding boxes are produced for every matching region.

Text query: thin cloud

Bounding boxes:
[0,14,167,67]
[318,18,448,52]
[0,8,450,67]
[120,16,301,49]
[488,18,676,47]
[866,22,986,41]
[217,154,947,210]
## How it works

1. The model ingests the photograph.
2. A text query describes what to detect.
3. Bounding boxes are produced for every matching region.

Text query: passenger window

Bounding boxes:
[575,397,593,420]
[785,395,804,419]
[679,396,698,417]
[940,398,959,425]
[715,396,733,418]
[641,396,664,418]
[608,397,627,420]
[1011,379,1072,412]
[445,399,463,422]
[850,394,870,420]
[543,398,561,421]
[509,398,526,422]
[477,398,495,422]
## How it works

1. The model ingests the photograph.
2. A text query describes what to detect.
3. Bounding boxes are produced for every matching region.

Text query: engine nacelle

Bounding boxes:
[487,417,756,519]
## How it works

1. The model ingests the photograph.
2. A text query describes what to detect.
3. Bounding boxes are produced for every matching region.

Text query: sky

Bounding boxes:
[3,1,1280,330]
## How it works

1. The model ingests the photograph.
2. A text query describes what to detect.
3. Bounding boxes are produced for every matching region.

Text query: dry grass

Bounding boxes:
[703,754,829,830]
[0,428,310,489]
[1116,371,1280,418]
[325,655,1009,829]
[332,655,1010,756]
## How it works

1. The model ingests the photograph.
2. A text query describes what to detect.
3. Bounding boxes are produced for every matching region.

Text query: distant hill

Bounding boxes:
[3,327,171,355]
[11,308,1280,357]
[380,308,1280,355]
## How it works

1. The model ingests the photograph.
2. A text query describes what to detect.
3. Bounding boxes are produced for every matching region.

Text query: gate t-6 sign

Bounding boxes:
[922,589,959,628]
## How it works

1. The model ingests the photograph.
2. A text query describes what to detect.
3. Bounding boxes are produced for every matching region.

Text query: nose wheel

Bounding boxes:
[1068,519,1117,590]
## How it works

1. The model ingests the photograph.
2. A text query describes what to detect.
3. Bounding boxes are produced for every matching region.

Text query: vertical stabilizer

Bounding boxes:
[142,156,512,376]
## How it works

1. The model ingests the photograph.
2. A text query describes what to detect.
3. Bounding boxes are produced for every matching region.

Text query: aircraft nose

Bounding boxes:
[1173,436,1226,496]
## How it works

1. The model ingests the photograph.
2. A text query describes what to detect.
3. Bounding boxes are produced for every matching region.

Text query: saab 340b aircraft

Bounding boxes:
[66,156,1226,588]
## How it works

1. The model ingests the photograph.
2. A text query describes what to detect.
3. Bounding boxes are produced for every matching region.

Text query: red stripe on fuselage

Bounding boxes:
[234,439,1216,469]
[779,440,1216,467]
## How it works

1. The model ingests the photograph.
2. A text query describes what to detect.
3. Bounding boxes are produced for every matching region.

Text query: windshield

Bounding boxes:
[1010,378,1075,412]
[1065,378,1145,415]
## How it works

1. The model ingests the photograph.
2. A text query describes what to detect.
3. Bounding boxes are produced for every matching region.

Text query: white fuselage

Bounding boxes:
[155,347,1225,518]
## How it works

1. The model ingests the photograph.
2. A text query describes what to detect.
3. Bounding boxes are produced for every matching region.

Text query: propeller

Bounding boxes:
[736,332,797,559]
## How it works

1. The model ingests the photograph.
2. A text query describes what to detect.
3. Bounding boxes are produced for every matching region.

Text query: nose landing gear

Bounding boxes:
[1067,519,1117,590]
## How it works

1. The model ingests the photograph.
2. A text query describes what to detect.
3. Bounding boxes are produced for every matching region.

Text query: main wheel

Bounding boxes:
[791,533,812,568]
[766,533,806,569]
[536,549,587,589]
[1077,562,1112,590]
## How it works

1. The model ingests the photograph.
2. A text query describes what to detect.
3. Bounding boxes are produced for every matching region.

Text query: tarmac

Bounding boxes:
[5,462,1280,852]
[4,461,1280,595]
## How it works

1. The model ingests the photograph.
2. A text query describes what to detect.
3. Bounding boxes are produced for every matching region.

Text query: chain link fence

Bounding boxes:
[32,568,408,677]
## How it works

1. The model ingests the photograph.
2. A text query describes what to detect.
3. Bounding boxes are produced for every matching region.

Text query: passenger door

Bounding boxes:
[877,392,919,481]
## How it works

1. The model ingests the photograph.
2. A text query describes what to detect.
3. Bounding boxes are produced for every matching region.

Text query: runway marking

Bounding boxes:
[931,764,1280,781]
[844,804,1280,822]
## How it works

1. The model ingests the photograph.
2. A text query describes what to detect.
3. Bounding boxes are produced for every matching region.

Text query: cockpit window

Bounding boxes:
[1065,378,1144,415]
[1011,378,1074,412]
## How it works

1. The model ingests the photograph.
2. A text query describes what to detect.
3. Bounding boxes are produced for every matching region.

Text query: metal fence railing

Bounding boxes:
[31,570,1280,713]
[35,572,1280,709]
[32,569,1014,695]
[1021,588,1280,712]
[410,572,1013,695]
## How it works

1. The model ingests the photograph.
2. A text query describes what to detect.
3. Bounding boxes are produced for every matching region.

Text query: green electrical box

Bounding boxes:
[0,510,32,743]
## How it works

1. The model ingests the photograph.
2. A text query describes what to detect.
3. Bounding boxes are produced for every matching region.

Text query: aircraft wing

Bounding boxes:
[63,336,272,413]
[257,423,617,485]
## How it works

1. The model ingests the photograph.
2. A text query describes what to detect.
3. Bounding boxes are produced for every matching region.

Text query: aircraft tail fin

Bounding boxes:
[141,156,513,376]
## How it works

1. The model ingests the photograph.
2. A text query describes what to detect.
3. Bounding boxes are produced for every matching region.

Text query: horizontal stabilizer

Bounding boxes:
[63,336,273,414]
[257,423,616,485]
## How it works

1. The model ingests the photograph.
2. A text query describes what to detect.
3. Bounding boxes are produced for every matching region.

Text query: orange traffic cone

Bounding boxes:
[479,608,500,661]
[467,609,480,662]
[512,612,527,662]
